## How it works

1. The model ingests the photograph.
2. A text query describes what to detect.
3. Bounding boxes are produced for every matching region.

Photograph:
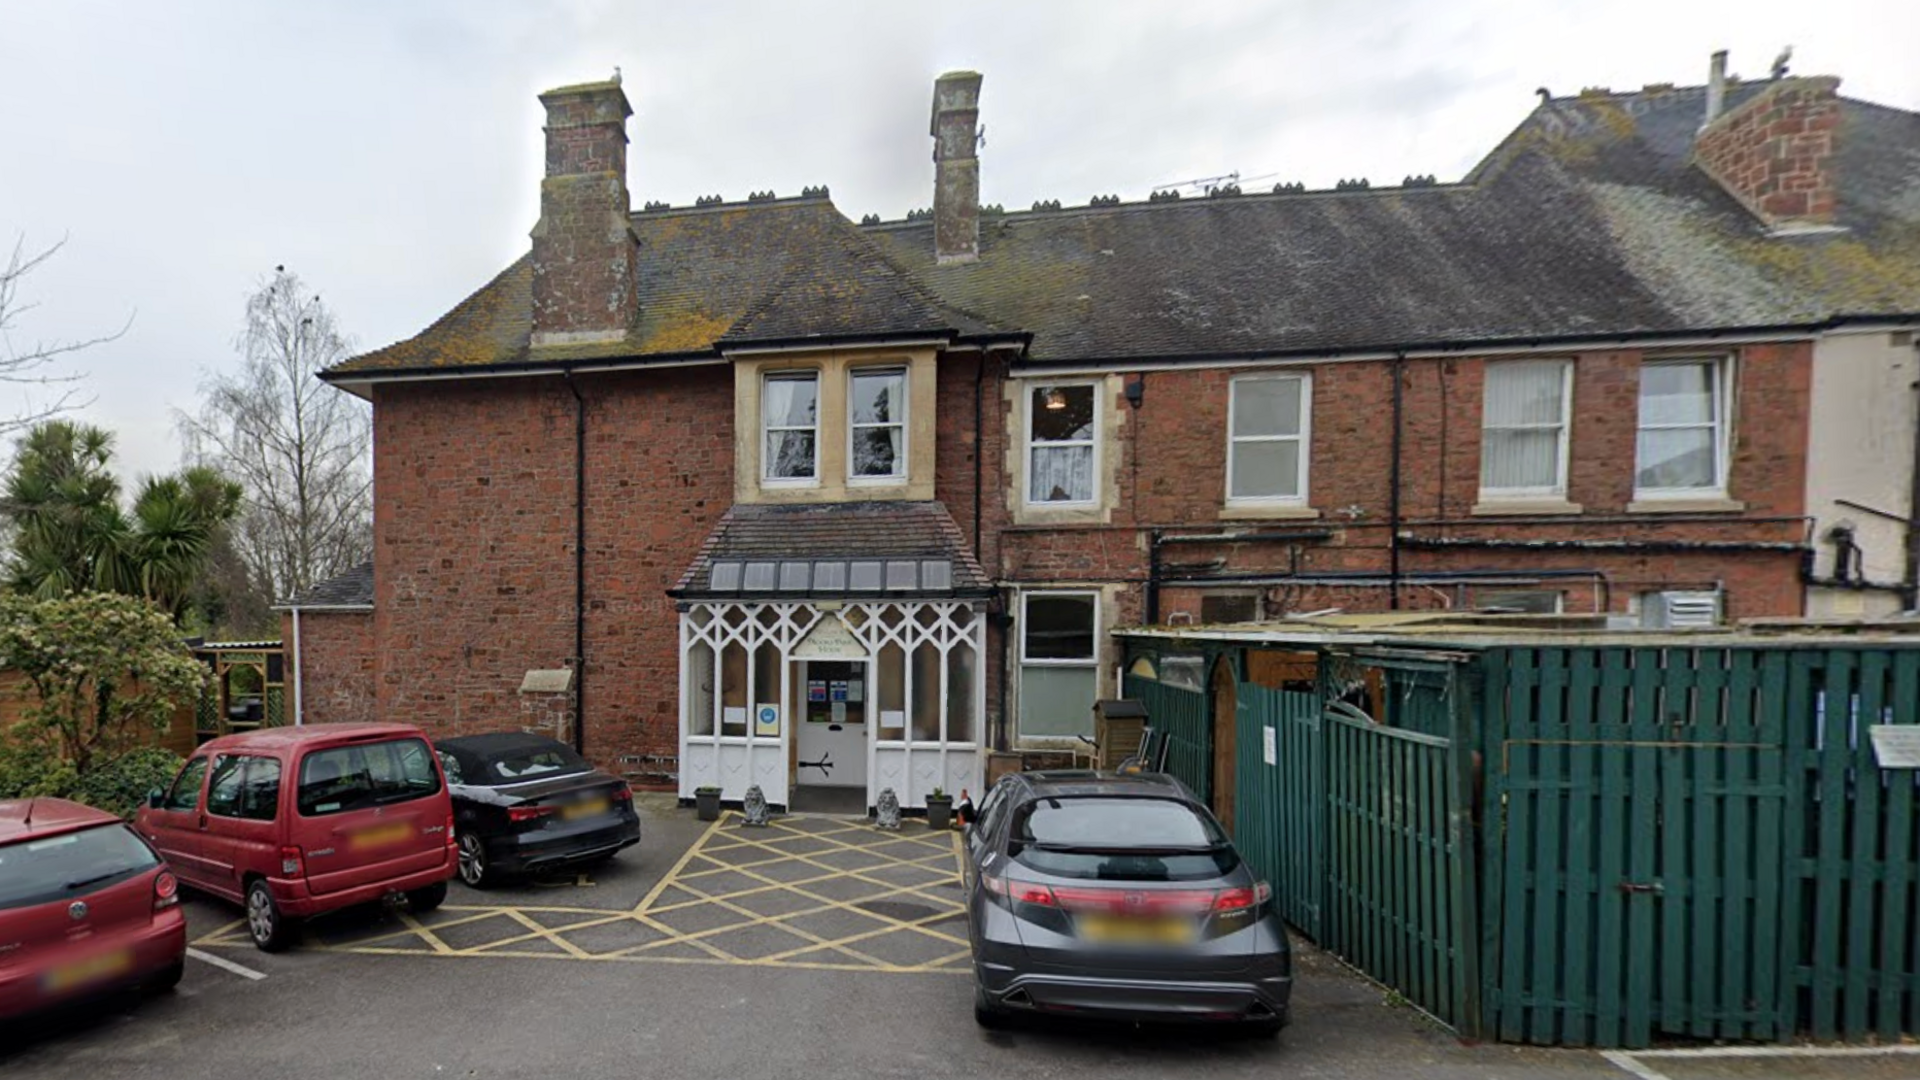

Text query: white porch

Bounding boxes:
[678,600,985,810]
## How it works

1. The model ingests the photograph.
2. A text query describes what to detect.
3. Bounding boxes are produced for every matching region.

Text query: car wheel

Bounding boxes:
[457,832,489,888]
[150,959,185,993]
[407,880,449,913]
[973,984,1010,1030]
[246,879,297,953]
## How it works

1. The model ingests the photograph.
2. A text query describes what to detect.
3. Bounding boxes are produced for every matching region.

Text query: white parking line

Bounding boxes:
[186,947,266,981]
[1604,1045,1920,1080]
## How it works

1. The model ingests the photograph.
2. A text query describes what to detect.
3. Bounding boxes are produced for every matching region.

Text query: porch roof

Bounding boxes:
[671,500,993,602]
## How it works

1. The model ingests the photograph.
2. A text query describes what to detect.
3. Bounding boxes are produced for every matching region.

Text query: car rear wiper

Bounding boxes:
[64,869,128,891]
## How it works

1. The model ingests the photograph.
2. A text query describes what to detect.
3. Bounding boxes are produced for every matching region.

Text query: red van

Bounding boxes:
[0,797,186,1020]
[135,723,457,952]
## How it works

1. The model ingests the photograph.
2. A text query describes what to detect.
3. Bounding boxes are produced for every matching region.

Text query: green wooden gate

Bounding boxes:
[1481,645,1920,1047]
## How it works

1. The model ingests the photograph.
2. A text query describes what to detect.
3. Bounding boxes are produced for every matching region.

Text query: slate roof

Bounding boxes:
[329,197,1010,376]
[328,77,1920,381]
[279,561,374,609]
[671,501,993,599]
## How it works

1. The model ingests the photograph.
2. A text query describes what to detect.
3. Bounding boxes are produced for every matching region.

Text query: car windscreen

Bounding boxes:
[298,738,443,816]
[1008,796,1239,882]
[0,823,159,911]
[478,741,590,785]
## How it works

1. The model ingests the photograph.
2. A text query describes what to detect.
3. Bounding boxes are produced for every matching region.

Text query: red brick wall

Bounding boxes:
[284,610,374,726]
[1695,77,1840,226]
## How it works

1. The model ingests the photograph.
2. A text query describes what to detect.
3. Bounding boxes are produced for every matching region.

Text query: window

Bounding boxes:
[1481,360,1571,496]
[0,824,159,912]
[762,372,819,482]
[297,738,442,817]
[237,758,281,821]
[849,368,906,480]
[164,757,208,812]
[1027,384,1097,505]
[1008,797,1239,881]
[206,755,246,818]
[1200,592,1260,624]
[1228,374,1309,502]
[1636,359,1729,495]
[1474,589,1563,614]
[1018,591,1099,738]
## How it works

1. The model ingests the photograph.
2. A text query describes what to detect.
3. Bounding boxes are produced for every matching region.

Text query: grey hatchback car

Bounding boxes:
[962,771,1291,1034]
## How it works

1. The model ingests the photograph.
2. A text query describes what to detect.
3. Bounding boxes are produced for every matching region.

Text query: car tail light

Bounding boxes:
[152,871,180,912]
[611,785,633,802]
[280,845,304,877]
[508,804,558,823]
[1213,881,1273,912]
[983,876,1057,907]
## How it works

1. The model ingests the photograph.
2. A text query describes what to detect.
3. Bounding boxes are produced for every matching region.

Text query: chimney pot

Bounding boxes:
[1703,49,1729,130]
[931,70,983,264]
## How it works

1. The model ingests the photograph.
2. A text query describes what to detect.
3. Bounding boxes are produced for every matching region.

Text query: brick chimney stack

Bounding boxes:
[931,71,983,264]
[531,77,639,347]
[1694,66,1842,231]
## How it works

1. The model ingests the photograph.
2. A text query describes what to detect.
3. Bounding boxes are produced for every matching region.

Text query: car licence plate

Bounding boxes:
[42,948,132,993]
[562,798,610,821]
[1078,914,1196,945]
[349,822,414,850]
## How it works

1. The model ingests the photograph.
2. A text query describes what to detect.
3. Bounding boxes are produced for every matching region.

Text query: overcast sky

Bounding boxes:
[2,0,1915,478]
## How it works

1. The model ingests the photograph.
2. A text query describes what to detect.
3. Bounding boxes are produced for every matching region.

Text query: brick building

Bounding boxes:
[304,57,1920,809]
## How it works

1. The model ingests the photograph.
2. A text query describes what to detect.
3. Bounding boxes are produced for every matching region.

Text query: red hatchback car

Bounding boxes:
[0,797,187,1021]
[136,723,457,951]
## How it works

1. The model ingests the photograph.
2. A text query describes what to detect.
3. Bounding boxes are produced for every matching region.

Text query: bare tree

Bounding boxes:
[178,267,370,613]
[0,235,126,435]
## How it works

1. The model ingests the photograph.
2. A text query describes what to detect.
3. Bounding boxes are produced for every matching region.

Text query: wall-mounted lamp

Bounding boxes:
[1124,375,1145,410]
[1043,387,1068,411]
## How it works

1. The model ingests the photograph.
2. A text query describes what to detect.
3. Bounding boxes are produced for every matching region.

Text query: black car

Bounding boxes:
[434,733,641,887]
[962,771,1291,1034]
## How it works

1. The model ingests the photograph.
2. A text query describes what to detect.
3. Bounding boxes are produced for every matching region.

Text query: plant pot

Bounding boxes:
[695,790,721,821]
[924,796,953,831]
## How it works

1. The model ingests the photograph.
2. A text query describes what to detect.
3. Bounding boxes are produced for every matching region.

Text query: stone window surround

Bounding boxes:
[732,345,938,505]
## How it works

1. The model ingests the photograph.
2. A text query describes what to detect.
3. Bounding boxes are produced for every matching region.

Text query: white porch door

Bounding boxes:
[792,659,869,789]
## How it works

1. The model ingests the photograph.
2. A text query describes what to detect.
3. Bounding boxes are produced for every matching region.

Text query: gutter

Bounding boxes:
[1399,533,1804,553]
[564,371,588,757]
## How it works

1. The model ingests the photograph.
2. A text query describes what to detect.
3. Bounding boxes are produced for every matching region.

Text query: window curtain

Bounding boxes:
[1481,361,1566,490]
[1030,445,1093,502]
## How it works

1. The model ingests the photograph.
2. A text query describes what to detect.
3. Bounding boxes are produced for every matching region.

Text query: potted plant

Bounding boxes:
[694,785,722,821]
[924,787,953,831]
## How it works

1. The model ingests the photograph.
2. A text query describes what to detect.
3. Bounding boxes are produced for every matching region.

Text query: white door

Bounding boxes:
[792,660,869,789]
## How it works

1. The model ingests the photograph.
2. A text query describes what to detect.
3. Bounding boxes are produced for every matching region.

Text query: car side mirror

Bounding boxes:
[146,788,165,809]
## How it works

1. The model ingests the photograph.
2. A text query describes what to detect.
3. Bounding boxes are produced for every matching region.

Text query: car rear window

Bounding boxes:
[298,738,443,817]
[478,742,589,785]
[1009,796,1239,882]
[0,823,159,911]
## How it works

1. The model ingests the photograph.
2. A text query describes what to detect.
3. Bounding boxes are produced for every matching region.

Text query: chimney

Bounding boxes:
[531,76,639,347]
[1702,49,1728,129]
[931,71,983,264]
[1694,69,1842,231]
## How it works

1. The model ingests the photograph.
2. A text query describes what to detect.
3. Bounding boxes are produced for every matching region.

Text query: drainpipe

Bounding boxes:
[565,371,588,755]
[1906,340,1920,611]
[973,351,986,556]
[289,607,304,726]
[1146,529,1163,625]
[1389,352,1407,610]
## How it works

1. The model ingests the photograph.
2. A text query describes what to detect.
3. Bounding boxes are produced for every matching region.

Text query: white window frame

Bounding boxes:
[847,366,908,485]
[1480,359,1573,499]
[1634,357,1732,499]
[761,370,820,485]
[1226,373,1311,505]
[1017,590,1102,741]
[1023,381,1101,508]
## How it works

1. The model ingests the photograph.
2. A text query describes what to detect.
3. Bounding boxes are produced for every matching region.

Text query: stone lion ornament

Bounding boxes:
[742,784,771,827]
[875,787,902,830]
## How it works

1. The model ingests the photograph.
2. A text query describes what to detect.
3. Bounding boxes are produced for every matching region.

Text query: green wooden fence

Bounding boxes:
[1481,645,1920,1047]
[1121,672,1210,804]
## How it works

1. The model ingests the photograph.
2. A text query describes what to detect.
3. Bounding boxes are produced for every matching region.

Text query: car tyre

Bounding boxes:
[973,984,1011,1030]
[407,880,449,913]
[246,878,297,953]
[150,959,185,993]
[457,832,490,888]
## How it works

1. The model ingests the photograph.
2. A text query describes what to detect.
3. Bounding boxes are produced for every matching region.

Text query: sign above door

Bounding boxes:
[792,615,867,660]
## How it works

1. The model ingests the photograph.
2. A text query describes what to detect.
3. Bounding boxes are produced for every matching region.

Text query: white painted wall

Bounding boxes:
[1804,329,1920,618]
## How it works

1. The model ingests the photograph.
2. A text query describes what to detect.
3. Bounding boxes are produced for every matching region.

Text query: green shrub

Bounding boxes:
[0,723,77,801]
[70,748,185,819]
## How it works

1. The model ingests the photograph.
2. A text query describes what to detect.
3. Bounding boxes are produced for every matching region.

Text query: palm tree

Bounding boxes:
[1,421,242,622]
